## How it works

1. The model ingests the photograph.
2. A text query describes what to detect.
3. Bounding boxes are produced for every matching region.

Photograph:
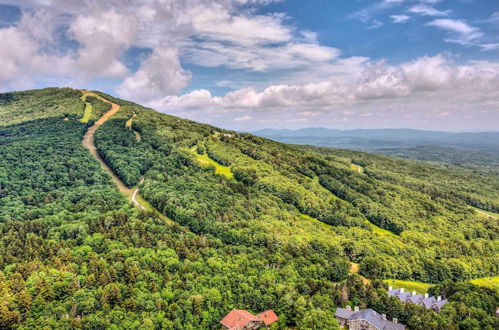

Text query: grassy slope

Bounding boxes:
[0,88,84,125]
[189,145,234,179]
[384,276,499,293]
[470,276,499,291]
[80,101,93,123]
[383,279,431,294]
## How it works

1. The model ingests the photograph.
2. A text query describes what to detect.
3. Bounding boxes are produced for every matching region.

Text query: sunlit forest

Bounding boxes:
[0,88,497,329]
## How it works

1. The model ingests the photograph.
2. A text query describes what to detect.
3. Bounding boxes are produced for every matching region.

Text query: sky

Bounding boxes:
[1,0,499,131]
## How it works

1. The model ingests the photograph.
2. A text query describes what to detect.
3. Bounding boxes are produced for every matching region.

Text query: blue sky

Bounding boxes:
[1,0,498,130]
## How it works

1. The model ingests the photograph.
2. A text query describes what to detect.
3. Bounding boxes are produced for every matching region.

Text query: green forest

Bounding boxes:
[0,88,497,329]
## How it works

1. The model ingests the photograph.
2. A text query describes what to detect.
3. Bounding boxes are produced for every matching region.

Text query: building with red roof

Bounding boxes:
[220,309,279,329]
[256,310,279,327]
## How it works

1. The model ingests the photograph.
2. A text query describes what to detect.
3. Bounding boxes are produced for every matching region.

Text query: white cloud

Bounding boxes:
[234,115,252,122]
[69,9,137,79]
[426,19,482,45]
[391,15,410,23]
[408,4,451,17]
[191,7,291,46]
[148,54,499,130]
[1,0,499,130]
[117,47,191,102]
[368,19,384,29]
[182,40,340,72]
[356,62,409,99]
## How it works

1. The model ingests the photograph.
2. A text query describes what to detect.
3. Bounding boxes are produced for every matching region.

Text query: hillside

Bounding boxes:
[0,88,497,329]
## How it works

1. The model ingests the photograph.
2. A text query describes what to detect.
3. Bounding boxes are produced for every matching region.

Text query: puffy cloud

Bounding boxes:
[356,63,409,99]
[0,27,42,88]
[148,55,499,129]
[1,0,499,130]
[117,47,191,102]
[69,9,137,79]
[1,0,341,100]
[401,55,453,91]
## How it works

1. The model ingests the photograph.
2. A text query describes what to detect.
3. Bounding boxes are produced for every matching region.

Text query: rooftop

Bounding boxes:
[335,308,405,330]
[220,309,259,329]
[257,310,279,326]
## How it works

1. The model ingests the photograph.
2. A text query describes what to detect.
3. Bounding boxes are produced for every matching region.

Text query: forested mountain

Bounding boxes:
[0,88,497,329]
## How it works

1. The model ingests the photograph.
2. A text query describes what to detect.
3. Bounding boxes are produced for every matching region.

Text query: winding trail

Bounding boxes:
[81,91,146,210]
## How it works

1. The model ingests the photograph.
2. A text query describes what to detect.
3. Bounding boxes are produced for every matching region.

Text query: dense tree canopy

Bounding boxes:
[0,88,497,329]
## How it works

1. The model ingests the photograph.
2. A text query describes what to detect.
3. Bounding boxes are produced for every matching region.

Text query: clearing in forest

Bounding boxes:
[470,276,499,291]
[80,101,93,123]
[383,279,431,294]
[190,145,234,179]
[350,163,364,173]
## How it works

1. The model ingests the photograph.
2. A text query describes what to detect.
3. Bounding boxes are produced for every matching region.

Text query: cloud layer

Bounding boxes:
[1,0,498,130]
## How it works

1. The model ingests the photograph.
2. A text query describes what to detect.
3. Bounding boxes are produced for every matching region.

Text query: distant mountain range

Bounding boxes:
[252,128,499,165]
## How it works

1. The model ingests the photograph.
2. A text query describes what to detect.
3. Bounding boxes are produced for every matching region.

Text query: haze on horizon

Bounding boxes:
[1,0,498,131]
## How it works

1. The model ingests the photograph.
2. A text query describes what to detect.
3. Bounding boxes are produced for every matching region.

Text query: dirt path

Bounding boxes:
[131,177,146,210]
[475,209,498,219]
[81,91,147,210]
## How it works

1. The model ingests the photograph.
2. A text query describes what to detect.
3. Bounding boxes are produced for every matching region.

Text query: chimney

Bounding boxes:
[346,306,352,311]
[354,306,359,312]
[382,314,386,320]
[400,288,404,293]
[424,293,429,299]
[412,290,416,296]
[393,318,398,324]
[389,286,393,291]
[437,296,441,301]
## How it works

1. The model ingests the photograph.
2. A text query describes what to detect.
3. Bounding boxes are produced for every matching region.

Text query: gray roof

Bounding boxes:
[341,308,405,330]
[388,288,447,312]
[409,294,423,304]
[422,297,437,308]
[334,308,353,319]
[388,288,402,297]
[433,299,448,310]
[397,292,411,302]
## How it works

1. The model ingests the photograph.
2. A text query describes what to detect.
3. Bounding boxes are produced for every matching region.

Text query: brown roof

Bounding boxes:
[257,310,279,326]
[220,309,259,329]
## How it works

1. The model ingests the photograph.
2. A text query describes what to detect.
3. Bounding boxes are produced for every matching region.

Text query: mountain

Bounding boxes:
[253,127,499,154]
[0,88,497,329]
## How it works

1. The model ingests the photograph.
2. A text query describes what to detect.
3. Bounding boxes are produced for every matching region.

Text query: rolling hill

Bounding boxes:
[252,127,499,153]
[253,128,499,172]
[0,88,497,329]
